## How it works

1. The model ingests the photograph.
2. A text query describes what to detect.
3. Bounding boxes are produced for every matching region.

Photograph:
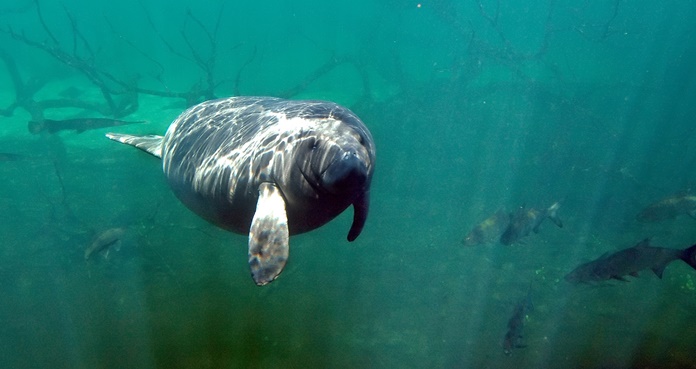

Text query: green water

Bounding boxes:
[1,1,696,368]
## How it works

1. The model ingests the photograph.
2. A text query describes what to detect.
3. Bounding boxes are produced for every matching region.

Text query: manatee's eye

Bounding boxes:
[303,138,316,150]
[352,131,364,145]
[311,139,320,150]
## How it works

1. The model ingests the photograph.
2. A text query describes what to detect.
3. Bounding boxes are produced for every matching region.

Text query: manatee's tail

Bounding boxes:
[680,243,696,271]
[106,133,163,158]
[546,202,563,228]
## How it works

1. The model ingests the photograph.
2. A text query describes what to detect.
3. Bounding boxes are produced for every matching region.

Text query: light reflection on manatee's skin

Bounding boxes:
[106,96,375,285]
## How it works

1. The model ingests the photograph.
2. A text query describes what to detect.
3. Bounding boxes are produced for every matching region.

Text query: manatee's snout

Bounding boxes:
[322,151,368,194]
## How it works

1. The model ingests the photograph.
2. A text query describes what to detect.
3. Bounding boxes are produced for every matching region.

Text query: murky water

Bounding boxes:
[1,1,695,368]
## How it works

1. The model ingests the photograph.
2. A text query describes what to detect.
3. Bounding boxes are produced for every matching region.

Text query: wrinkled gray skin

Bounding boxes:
[161,97,375,239]
[106,96,375,285]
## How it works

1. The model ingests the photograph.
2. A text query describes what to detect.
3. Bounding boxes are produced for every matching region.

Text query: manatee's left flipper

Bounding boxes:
[248,182,289,286]
[105,133,163,158]
[347,191,370,242]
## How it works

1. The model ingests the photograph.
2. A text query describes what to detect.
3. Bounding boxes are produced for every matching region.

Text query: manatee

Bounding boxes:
[106,96,375,285]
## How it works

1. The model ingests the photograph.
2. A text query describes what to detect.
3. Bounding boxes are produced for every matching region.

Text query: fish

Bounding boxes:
[564,238,696,284]
[500,202,562,245]
[462,209,510,246]
[636,194,696,222]
[503,287,533,356]
[84,228,126,260]
[28,118,147,134]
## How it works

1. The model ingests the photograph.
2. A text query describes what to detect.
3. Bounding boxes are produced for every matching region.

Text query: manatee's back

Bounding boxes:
[161,97,271,233]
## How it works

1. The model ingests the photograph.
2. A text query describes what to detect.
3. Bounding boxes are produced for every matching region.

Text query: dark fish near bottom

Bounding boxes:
[462,209,510,246]
[84,227,126,260]
[28,118,147,134]
[564,238,696,284]
[503,287,533,356]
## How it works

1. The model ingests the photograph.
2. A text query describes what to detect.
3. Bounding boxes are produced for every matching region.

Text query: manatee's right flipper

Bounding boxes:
[105,133,163,158]
[248,183,289,286]
[347,191,370,241]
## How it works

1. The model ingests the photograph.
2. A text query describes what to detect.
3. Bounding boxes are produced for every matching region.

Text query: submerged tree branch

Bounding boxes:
[2,0,375,126]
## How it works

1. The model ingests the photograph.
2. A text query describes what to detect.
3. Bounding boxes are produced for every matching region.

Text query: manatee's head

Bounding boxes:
[283,103,375,240]
[298,118,374,195]
[302,128,373,196]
